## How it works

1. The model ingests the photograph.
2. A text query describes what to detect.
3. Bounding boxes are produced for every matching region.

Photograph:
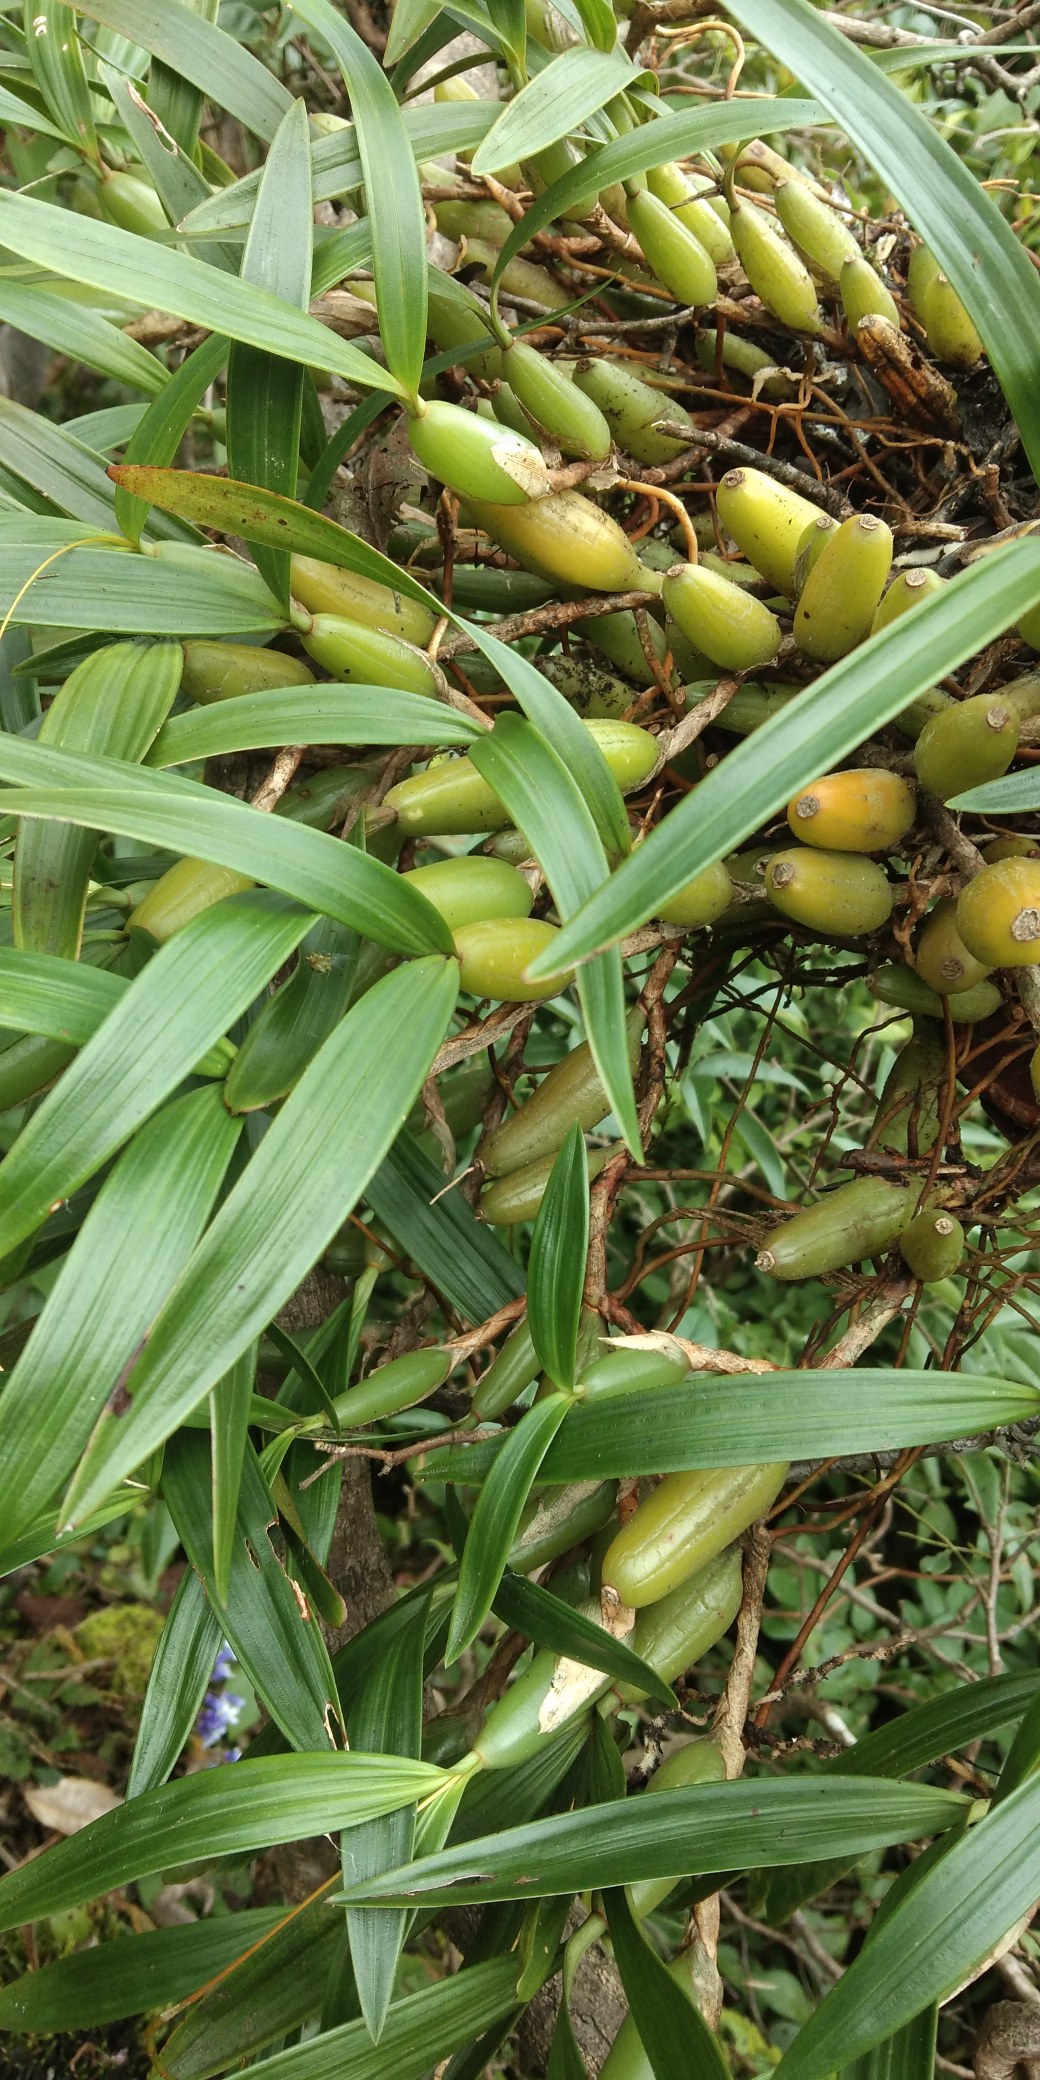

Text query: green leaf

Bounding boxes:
[533,540,1040,974]
[0,889,309,1264]
[114,334,229,547]
[0,190,408,401]
[0,396,186,537]
[210,1344,257,1605]
[0,278,166,397]
[72,0,294,140]
[472,47,638,174]
[0,1752,447,1934]
[773,1775,1040,2080]
[469,628,630,861]
[0,1083,241,1550]
[337,1778,967,1907]
[144,0,218,158]
[0,741,454,956]
[164,1432,342,1753]
[0,1906,289,2034]
[180,102,498,237]
[446,1393,571,1664]
[0,81,71,141]
[491,95,825,302]
[223,912,359,1114]
[214,1957,521,2080]
[762,1670,1040,1926]
[366,1127,526,1324]
[345,1600,428,2041]
[468,714,639,1158]
[25,0,96,155]
[837,2006,938,2080]
[527,1123,588,1390]
[128,1565,223,1796]
[62,957,459,1522]
[0,535,287,636]
[994,1685,1040,1801]
[725,0,1040,485]
[287,0,428,404]
[0,947,233,1080]
[148,684,480,769]
[14,638,182,959]
[604,1887,730,2080]
[107,465,443,621]
[949,766,1040,814]
[492,1570,676,1709]
[160,1890,342,2079]
[98,59,227,259]
[425,1367,1038,1485]
[226,97,313,607]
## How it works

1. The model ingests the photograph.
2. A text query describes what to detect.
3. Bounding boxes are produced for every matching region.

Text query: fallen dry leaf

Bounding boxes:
[23,1775,122,1836]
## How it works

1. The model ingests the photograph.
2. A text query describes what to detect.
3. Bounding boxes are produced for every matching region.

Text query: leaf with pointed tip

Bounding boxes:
[0,1906,289,2035]
[468,714,639,1159]
[62,957,459,1523]
[492,1571,676,1710]
[26,0,96,154]
[0,190,407,400]
[0,947,232,1080]
[288,0,427,403]
[446,1393,571,1664]
[0,1083,242,1550]
[14,639,182,959]
[604,1886,730,2080]
[472,47,638,174]
[0,892,303,1265]
[336,1778,967,1907]
[148,684,480,769]
[72,0,293,139]
[164,1432,342,1754]
[0,279,166,398]
[0,739,453,956]
[527,1123,588,1391]
[531,543,1040,975]
[773,1775,1040,2080]
[222,912,359,1115]
[114,335,229,546]
[227,97,313,606]
[419,1368,1040,1485]
[128,1566,223,1796]
[0,1753,447,1933]
[345,1600,428,2040]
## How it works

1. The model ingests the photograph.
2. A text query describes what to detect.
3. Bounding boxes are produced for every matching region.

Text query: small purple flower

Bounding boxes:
[195,1644,245,1754]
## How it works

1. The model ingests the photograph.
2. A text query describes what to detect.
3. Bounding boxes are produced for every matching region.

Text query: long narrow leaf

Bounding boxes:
[0,1084,241,1548]
[0,190,408,401]
[446,1393,571,1663]
[336,1778,967,1907]
[149,684,480,768]
[62,957,459,1522]
[469,714,639,1156]
[773,1774,1040,2080]
[527,1124,589,1390]
[128,1566,223,1796]
[287,0,428,403]
[533,540,1040,973]
[422,1368,1040,1485]
[0,890,308,1262]
[0,1754,447,1933]
[71,0,293,140]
